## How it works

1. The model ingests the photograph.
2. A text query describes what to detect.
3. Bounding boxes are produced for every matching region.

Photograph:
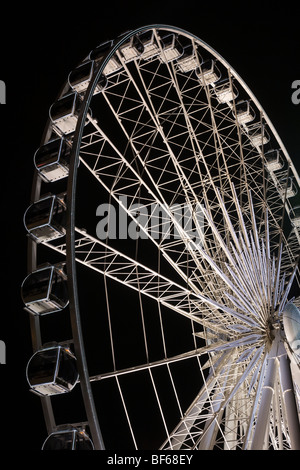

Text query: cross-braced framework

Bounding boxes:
[24,25,300,450]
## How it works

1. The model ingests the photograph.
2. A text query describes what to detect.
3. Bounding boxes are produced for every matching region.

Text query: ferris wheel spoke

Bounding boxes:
[43,228,248,332]
[90,328,266,387]
[90,345,229,383]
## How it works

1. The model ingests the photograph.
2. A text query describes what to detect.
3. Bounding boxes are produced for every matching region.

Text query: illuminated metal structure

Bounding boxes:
[23,25,300,450]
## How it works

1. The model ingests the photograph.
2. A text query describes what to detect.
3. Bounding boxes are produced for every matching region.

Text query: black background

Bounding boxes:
[1,0,300,455]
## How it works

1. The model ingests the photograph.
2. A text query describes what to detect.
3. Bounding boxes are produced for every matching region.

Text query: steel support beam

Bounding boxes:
[278,344,300,450]
[251,334,279,450]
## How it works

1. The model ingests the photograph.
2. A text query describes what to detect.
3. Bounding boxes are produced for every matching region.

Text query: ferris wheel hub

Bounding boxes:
[265,319,277,350]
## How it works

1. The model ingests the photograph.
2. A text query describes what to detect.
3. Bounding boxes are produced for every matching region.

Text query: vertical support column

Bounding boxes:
[251,335,279,450]
[278,345,300,450]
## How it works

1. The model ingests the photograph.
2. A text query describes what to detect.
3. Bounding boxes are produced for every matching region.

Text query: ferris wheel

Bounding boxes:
[22,24,300,450]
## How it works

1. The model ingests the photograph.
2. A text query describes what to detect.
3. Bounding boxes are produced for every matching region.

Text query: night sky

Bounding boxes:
[1,1,300,454]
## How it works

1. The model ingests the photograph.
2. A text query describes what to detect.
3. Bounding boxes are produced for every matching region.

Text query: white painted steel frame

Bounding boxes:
[26,24,300,450]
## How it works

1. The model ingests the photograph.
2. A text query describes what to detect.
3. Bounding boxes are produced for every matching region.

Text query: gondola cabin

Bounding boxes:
[50,92,83,134]
[278,176,298,199]
[159,33,183,63]
[24,194,66,243]
[26,345,78,396]
[176,44,202,73]
[283,302,300,359]
[68,61,107,95]
[138,30,160,60]
[214,79,238,103]
[89,41,122,76]
[119,35,144,62]
[248,124,270,147]
[195,59,221,86]
[265,149,284,172]
[290,206,300,228]
[21,265,68,315]
[234,100,255,125]
[34,138,71,182]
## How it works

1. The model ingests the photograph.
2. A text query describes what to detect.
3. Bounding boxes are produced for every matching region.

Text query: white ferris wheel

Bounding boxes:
[22,25,300,450]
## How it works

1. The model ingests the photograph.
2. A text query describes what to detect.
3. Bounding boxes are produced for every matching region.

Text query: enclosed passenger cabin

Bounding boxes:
[42,428,94,450]
[89,41,122,76]
[290,205,300,228]
[138,30,160,60]
[24,194,66,243]
[159,33,184,63]
[282,302,300,389]
[278,176,298,199]
[195,59,221,86]
[176,44,202,73]
[26,345,78,396]
[89,40,112,61]
[21,265,68,316]
[264,149,284,172]
[248,124,270,147]
[34,138,71,183]
[283,302,300,359]
[68,61,107,95]
[214,79,238,104]
[234,100,255,125]
[50,92,83,135]
[119,35,144,62]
